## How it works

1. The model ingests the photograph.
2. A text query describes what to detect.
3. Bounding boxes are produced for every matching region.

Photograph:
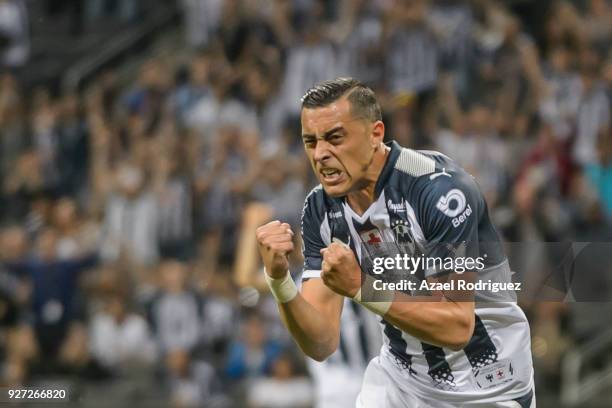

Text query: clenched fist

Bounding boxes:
[256,220,294,278]
[320,241,362,298]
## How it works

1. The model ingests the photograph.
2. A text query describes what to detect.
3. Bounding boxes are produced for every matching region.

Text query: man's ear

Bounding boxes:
[371,120,385,148]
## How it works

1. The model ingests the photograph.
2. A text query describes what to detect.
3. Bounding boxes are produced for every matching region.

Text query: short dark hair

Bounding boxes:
[301,77,382,122]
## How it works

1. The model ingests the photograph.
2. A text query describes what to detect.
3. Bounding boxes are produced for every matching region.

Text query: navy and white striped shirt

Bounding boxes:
[299,141,534,403]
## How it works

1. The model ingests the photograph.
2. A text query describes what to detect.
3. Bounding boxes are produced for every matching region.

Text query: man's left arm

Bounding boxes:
[322,173,481,350]
[382,272,475,351]
[322,242,475,351]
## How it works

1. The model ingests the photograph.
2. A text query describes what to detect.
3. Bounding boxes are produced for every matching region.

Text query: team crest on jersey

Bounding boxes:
[391,219,412,244]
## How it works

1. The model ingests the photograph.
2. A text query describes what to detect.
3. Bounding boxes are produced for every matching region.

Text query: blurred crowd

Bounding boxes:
[0,0,611,406]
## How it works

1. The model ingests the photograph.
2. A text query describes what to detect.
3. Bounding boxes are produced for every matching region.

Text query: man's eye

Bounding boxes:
[328,135,342,143]
[304,139,316,147]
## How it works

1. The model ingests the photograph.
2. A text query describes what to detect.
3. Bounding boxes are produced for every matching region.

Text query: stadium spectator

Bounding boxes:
[2,324,37,386]
[170,50,212,128]
[122,59,170,137]
[542,1,586,54]
[52,198,99,260]
[195,265,236,362]
[180,0,223,49]
[153,152,194,260]
[0,73,27,218]
[584,126,612,219]
[0,0,29,68]
[572,55,610,167]
[165,348,224,407]
[383,0,439,147]
[89,292,157,371]
[2,228,97,368]
[148,260,202,354]
[185,59,256,142]
[583,0,612,54]
[428,0,474,79]
[55,92,90,197]
[194,122,259,271]
[250,156,306,228]
[539,46,583,141]
[435,103,509,207]
[280,5,338,118]
[224,313,284,381]
[247,353,313,408]
[0,227,30,327]
[333,0,384,89]
[30,89,60,192]
[99,163,159,267]
[0,223,27,256]
[243,58,287,156]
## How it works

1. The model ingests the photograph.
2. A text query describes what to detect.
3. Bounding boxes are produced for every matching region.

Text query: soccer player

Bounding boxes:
[256,78,535,407]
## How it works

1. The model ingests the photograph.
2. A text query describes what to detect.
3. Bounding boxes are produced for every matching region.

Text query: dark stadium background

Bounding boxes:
[0,0,610,406]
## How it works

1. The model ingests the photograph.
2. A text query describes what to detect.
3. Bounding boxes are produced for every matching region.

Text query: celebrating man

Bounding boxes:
[256,78,534,407]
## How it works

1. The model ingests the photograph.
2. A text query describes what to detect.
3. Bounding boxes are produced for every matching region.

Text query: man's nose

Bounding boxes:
[313,140,331,163]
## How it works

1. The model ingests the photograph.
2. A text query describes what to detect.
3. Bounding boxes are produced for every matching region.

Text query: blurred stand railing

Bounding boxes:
[61,3,179,92]
[561,329,612,406]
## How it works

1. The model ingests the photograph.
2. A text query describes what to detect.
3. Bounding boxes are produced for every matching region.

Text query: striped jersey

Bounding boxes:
[300,141,534,403]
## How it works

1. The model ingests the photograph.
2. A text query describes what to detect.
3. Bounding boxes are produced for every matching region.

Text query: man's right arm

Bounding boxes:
[256,220,343,362]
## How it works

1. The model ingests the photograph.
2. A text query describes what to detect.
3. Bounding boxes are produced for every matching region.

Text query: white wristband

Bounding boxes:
[264,269,298,303]
[352,287,393,316]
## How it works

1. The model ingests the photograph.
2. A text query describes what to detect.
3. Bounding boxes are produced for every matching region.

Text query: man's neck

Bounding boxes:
[346,145,390,216]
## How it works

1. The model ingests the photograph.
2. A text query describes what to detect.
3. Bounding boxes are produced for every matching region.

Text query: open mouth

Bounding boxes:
[320,168,344,185]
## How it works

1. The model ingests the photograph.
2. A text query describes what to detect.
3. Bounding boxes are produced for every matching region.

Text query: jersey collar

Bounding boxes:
[373,140,401,198]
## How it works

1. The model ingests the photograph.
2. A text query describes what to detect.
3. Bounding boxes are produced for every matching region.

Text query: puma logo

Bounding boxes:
[430,168,452,180]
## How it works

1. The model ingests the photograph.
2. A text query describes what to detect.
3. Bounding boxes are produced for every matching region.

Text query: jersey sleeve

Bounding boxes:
[418,172,483,278]
[300,191,326,280]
